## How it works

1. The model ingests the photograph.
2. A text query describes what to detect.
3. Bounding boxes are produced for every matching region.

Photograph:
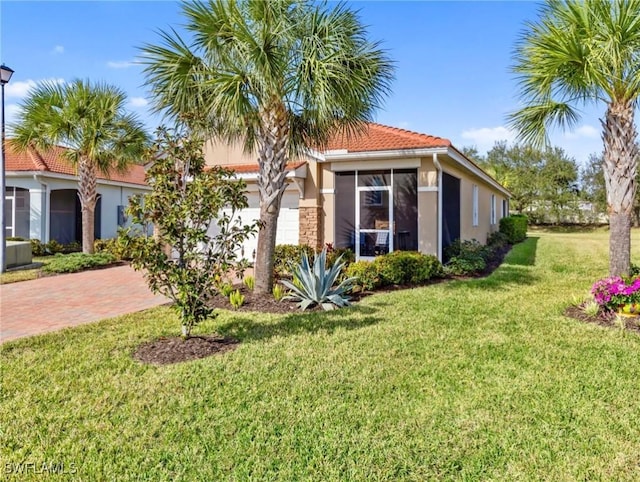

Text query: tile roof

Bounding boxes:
[220,161,306,174]
[5,140,147,186]
[325,122,451,153]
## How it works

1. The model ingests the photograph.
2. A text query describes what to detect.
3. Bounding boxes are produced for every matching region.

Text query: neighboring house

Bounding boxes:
[205,122,511,262]
[4,140,149,244]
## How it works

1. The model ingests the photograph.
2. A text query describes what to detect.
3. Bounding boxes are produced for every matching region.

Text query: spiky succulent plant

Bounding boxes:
[281,248,356,311]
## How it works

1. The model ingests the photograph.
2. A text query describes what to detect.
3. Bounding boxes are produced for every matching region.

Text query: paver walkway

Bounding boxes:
[1,265,168,343]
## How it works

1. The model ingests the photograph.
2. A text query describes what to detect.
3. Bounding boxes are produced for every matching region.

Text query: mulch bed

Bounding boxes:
[564,305,640,335]
[133,335,240,365]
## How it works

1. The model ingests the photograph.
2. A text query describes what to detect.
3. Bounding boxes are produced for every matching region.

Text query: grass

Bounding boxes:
[1,253,116,284]
[3,230,640,480]
[0,257,51,284]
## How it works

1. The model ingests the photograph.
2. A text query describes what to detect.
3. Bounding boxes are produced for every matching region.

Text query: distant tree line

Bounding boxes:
[462,142,640,226]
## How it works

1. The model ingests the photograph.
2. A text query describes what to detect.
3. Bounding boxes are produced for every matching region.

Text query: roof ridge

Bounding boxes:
[25,144,49,171]
[367,122,451,145]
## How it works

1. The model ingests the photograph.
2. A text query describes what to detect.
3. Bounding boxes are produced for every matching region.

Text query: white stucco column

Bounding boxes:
[29,188,44,240]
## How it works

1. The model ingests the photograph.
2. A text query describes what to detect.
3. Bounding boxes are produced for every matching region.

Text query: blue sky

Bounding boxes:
[1,1,606,165]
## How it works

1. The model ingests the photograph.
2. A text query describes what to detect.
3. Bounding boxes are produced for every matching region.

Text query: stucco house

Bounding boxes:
[4,140,149,244]
[205,122,511,262]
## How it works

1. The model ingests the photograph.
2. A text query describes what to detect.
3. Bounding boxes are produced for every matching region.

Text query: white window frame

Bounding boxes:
[490,194,496,225]
[472,184,479,227]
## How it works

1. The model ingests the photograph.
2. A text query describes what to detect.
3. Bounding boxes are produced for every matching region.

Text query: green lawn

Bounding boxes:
[3,231,640,480]
[0,257,50,284]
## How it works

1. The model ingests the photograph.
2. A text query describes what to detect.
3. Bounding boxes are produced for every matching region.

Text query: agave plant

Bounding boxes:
[281,248,356,311]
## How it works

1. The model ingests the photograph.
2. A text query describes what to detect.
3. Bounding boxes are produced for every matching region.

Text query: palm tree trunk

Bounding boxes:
[255,102,290,294]
[78,158,98,254]
[602,101,639,277]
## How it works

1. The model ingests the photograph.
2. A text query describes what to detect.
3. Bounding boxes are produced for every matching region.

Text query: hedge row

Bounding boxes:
[499,214,528,244]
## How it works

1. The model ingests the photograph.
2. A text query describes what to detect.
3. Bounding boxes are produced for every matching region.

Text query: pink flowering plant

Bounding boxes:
[591,276,640,312]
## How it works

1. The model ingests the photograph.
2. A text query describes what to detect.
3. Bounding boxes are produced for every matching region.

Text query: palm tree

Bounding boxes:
[509,0,640,276]
[140,0,394,293]
[11,79,149,253]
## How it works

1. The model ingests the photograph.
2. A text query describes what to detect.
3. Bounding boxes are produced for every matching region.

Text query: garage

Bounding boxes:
[208,187,300,261]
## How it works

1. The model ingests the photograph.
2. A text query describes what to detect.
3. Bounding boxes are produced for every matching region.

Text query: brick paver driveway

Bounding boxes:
[0,265,168,343]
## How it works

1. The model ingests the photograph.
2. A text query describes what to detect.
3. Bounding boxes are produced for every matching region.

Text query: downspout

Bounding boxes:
[33,174,49,242]
[432,153,442,261]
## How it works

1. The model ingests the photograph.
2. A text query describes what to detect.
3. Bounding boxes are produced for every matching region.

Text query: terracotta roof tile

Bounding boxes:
[326,122,451,153]
[5,140,147,186]
[218,161,306,174]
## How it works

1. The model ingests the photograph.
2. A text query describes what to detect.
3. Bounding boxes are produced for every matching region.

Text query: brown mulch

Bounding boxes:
[564,305,640,334]
[133,334,240,365]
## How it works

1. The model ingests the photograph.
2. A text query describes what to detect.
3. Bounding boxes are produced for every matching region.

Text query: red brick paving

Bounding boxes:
[0,265,168,343]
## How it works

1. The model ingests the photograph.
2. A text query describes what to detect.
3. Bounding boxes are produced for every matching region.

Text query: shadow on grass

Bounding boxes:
[529,224,608,234]
[442,238,540,292]
[444,264,540,293]
[215,304,383,343]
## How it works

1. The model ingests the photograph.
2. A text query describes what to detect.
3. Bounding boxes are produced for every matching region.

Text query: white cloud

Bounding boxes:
[107,60,135,69]
[564,124,599,140]
[52,45,64,54]
[5,104,21,127]
[5,80,37,99]
[4,78,64,99]
[460,126,516,152]
[129,97,148,107]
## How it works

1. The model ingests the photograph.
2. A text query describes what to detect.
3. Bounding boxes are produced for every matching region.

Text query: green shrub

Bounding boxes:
[499,214,528,244]
[487,231,509,249]
[96,233,147,261]
[30,239,46,256]
[345,251,443,291]
[345,260,381,291]
[325,245,355,268]
[444,255,486,276]
[443,239,490,276]
[444,239,491,262]
[273,244,315,278]
[45,239,64,254]
[42,252,116,274]
[373,251,443,285]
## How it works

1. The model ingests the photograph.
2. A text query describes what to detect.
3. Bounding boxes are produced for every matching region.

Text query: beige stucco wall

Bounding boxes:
[204,140,257,166]
[417,156,438,256]
[203,138,510,257]
[438,156,508,244]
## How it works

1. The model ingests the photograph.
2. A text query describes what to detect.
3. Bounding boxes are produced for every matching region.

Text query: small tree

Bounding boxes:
[125,127,258,338]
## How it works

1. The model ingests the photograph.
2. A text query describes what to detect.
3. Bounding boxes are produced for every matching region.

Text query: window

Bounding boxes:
[502,199,508,219]
[472,185,479,226]
[491,194,497,225]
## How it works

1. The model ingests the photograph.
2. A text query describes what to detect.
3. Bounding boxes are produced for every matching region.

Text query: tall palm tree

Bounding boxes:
[509,0,640,276]
[140,0,394,293]
[11,79,149,253]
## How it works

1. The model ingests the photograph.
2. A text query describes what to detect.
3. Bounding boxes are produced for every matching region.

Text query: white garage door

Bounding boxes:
[207,190,300,261]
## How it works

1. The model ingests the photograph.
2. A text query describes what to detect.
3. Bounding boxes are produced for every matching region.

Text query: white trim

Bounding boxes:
[443,147,511,197]
[330,158,420,172]
[472,184,479,227]
[323,146,510,198]
[235,163,308,181]
[6,171,150,190]
[417,186,438,192]
[433,153,443,261]
[320,188,335,194]
[490,194,497,225]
